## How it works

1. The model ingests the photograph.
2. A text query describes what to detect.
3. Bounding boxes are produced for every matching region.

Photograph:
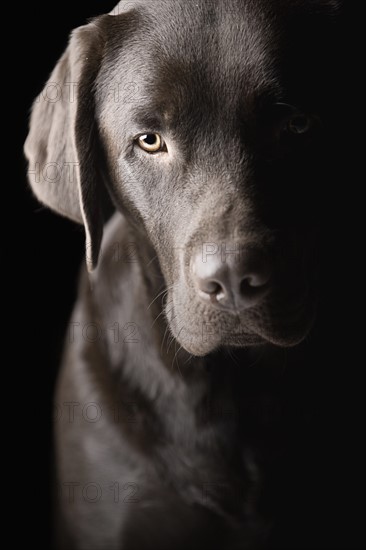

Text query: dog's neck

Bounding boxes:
[86,215,305,526]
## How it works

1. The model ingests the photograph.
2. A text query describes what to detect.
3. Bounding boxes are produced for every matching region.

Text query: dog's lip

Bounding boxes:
[167,308,277,355]
[249,300,317,346]
[165,284,316,354]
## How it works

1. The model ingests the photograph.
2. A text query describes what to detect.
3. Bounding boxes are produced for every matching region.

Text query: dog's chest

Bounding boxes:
[138,369,266,523]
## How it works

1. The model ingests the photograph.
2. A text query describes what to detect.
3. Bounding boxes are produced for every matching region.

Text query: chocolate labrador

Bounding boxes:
[24,1,343,548]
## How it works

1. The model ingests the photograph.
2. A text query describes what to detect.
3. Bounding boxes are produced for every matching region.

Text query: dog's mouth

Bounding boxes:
[156,233,318,356]
[164,283,316,357]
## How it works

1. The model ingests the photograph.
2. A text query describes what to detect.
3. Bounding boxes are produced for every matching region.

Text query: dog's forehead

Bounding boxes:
[106,1,281,114]
[99,0,340,133]
[111,0,276,66]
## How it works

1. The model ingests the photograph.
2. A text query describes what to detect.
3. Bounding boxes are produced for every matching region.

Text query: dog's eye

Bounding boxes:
[136,133,166,153]
[285,114,312,135]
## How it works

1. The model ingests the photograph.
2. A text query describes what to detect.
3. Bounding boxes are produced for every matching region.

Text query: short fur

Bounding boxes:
[25,1,342,548]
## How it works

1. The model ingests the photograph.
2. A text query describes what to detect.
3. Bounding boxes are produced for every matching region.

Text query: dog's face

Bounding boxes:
[25,0,340,356]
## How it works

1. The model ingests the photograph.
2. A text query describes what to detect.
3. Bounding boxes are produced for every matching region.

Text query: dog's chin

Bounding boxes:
[171,326,313,357]
[166,297,317,357]
[177,333,266,357]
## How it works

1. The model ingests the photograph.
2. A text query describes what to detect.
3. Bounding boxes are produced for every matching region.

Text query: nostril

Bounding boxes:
[239,266,271,308]
[240,277,264,298]
[202,280,223,295]
[241,272,270,290]
[192,245,272,311]
[240,278,253,295]
[198,279,228,303]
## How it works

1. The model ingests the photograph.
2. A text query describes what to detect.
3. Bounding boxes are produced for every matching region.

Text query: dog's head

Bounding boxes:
[25,0,341,356]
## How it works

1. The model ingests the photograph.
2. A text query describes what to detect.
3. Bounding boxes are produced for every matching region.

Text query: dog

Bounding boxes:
[24,1,343,548]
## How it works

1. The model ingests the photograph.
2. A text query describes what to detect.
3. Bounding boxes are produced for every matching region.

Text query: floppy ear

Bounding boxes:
[24,16,110,270]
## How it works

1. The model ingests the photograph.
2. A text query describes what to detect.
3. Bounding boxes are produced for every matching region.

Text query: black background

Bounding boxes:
[13,1,364,548]
[15,2,116,546]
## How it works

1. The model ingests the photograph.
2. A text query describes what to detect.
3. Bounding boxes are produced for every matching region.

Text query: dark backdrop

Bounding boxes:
[15,2,116,547]
[14,2,364,549]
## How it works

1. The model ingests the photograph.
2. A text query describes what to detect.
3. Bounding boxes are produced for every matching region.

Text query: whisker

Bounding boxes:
[147,284,173,311]
[173,347,183,378]
[246,346,266,369]
[145,254,158,268]
[167,323,178,354]
[151,307,168,329]
[183,353,194,365]
[172,327,185,378]
[161,320,172,355]
[227,348,240,368]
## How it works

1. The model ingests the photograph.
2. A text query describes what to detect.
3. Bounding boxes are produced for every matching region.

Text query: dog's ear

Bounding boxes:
[24,16,111,271]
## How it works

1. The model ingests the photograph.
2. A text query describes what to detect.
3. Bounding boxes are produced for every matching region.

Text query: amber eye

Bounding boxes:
[286,114,312,135]
[136,133,165,153]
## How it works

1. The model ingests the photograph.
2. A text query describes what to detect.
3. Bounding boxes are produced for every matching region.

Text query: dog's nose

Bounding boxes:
[192,246,271,310]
